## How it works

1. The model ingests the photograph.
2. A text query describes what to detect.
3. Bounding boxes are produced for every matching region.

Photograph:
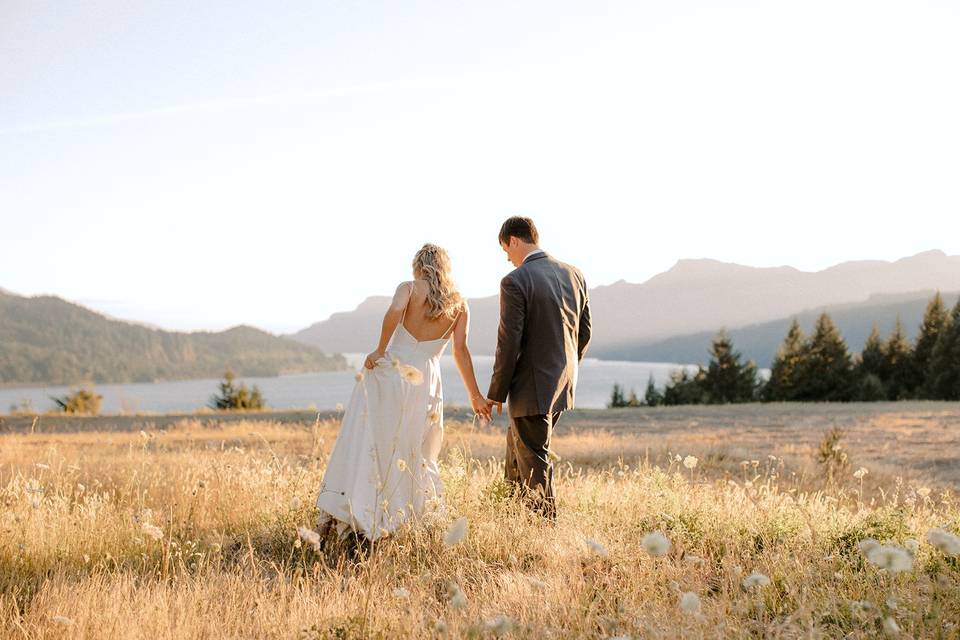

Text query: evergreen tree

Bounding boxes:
[608,383,627,408]
[626,387,641,407]
[209,368,267,410]
[643,374,663,407]
[882,317,912,400]
[927,299,960,400]
[700,330,758,403]
[661,367,707,406]
[794,313,855,401]
[912,292,950,398]
[762,318,807,401]
[857,324,885,379]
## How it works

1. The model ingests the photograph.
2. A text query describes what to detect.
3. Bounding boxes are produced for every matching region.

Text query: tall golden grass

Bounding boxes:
[1,417,958,638]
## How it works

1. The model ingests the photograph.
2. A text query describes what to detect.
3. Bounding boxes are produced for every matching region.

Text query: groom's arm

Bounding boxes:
[577,276,592,362]
[487,274,525,405]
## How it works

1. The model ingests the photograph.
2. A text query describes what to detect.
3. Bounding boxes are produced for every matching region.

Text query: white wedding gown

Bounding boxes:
[315,304,459,541]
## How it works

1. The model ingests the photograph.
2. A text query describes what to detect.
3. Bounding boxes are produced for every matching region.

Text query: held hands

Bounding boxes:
[363,349,386,369]
[470,394,493,422]
[487,399,503,417]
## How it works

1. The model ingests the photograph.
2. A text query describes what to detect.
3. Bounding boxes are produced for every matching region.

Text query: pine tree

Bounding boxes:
[608,383,627,408]
[912,292,950,398]
[661,367,707,406]
[883,317,912,400]
[854,323,886,401]
[762,318,807,401]
[643,374,663,407]
[210,368,267,410]
[794,313,855,401]
[927,299,960,400]
[701,330,758,403]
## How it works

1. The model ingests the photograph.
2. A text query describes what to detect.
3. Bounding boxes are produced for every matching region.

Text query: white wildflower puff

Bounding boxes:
[35,463,51,470]
[399,364,424,385]
[447,582,467,610]
[141,522,164,541]
[853,467,869,480]
[682,456,698,469]
[857,538,881,556]
[393,587,410,599]
[51,616,74,625]
[396,459,408,472]
[641,531,671,557]
[444,517,469,546]
[916,486,931,498]
[904,538,919,555]
[355,371,364,382]
[741,572,771,588]
[883,616,901,636]
[584,537,609,557]
[485,615,514,636]
[297,526,322,552]
[679,591,701,613]
[926,527,960,556]
[866,544,913,573]
[391,357,401,368]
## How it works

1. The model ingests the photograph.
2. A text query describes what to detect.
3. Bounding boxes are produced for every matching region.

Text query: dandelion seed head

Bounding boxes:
[444,517,469,546]
[682,456,698,469]
[853,467,869,480]
[296,526,322,551]
[916,487,931,498]
[484,615,514,636]
[741,572,770,588]
[141,522,163,541]
[679,591,700,613]
[866,545,913,573]
[584,537,609,557]
[640,531,671,557]
[926,527,960,556]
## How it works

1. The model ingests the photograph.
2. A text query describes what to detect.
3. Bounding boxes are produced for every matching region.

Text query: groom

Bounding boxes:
[486,216,592,520]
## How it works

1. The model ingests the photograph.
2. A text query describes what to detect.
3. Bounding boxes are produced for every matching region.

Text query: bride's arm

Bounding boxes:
[451,302,492,420]
[363,282,412,369]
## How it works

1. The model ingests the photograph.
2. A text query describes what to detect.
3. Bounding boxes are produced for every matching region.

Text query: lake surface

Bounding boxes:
[1,355,699,414]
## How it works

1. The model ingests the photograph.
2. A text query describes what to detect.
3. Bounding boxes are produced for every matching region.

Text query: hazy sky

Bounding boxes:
[3,1,958,333]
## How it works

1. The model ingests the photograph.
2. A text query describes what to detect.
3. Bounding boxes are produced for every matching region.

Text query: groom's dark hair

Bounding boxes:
[499,216,539,245]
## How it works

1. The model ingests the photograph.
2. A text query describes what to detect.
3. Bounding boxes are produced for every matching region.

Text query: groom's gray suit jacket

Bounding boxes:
[488,251,592,418]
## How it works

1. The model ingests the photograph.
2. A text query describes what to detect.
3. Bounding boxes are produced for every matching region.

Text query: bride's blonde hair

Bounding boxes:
[412,243,464,320]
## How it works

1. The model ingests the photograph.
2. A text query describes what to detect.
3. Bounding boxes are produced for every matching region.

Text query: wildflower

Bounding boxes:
[297,526,322,551]
[447,582,467,610]
[584,537,609,557]
[355,371,364,382]
[674,454,682,463]
[641,531,671,557]
[857,538,880,555]
[679,591,700,613]
[391,357,401,368]
[335,403,344,412]
[399,364,424,385]
[429,410,440,424]
[485,615,514,636]
[916,487,931,498]
[682,456,698,469]
[396,459,408,472]
[883,616,901,635]
[742,572,770,588]
[393,587,410,599]
[866,545,913,573]
[51,616,74,625]
[35,463,50,470]
[444,517,468,546]
[141,523,163,541]
[853,467,869,480]
[904,538,919,555]
[926,527,960,556]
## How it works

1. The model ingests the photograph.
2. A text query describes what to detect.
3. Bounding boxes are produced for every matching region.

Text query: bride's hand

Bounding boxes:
[470,394,492,422]
[364,349,386,369]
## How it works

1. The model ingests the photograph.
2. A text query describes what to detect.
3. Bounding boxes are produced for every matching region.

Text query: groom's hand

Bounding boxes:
[487,399,502,417]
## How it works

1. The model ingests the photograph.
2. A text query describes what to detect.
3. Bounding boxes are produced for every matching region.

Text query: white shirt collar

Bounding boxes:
[522,249,545,263]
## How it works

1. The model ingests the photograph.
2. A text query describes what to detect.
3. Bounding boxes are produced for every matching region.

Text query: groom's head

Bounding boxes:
[498,216,540,267]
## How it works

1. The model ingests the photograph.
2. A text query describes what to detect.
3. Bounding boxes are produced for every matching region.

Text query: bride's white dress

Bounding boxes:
[316,302,459,541]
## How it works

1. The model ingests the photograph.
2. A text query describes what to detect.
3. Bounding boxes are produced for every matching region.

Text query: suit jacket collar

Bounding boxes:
[522,250,549,264]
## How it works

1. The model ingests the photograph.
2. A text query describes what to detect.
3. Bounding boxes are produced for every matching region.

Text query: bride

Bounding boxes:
[315,243,491,543]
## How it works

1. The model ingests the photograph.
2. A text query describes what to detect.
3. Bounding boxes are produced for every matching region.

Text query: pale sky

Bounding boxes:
[2,1,958,333]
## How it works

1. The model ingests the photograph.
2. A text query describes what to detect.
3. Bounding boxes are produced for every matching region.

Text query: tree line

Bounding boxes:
[610,292,960,406]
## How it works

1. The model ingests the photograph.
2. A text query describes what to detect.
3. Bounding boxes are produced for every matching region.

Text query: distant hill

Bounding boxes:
[291,250,960,357]
[593,291,960,366]
[0,290,346,385]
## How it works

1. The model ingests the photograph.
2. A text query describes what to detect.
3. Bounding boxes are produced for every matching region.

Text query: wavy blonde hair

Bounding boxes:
[412,243,464,320]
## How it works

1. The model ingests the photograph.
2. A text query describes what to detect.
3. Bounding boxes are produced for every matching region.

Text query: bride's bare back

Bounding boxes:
[400,280,461,342]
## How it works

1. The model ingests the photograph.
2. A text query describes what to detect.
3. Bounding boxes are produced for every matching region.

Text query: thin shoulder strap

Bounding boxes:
[400,282,414,323]
[440,308,462,340]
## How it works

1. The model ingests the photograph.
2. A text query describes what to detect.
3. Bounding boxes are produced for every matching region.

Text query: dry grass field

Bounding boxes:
[1,403,959,638]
